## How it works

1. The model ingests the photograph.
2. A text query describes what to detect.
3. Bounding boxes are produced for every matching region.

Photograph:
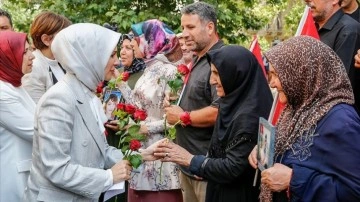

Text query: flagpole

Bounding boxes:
[295,6,310,36]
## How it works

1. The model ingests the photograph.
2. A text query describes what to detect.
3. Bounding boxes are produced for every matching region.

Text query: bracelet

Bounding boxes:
[180,111,192,126]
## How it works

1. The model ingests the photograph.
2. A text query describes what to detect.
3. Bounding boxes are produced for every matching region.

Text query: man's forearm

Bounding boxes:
[188,106,218,127]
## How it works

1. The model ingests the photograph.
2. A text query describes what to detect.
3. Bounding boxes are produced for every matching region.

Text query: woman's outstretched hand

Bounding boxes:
[154,140,194,167]
[140,138,168,161]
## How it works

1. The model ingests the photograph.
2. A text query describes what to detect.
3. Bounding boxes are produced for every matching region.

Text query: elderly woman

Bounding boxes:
[0,31,35,202]
[24,23,134,201]
[110,19,184,202]
[249,36,360,201]
[154,45,273,202]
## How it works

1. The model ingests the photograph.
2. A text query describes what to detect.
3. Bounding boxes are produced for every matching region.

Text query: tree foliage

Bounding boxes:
[2,0,303,46]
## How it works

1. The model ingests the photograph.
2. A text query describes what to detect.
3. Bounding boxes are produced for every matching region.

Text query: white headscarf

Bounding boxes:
[51,23,121,90]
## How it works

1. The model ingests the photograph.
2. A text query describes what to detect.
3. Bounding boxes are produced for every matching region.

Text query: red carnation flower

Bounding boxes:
[133,109,147,121]
[124,104,136,114]
[121,72,130,82]
[96,82,104,94]
[117,103,126,111]
[180,112,191,126]
[177,64,190,75]
[129,139,141,151]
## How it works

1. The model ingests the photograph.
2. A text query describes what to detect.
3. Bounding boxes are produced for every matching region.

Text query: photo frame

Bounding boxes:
[103,87,124,121]
[257,117,276,171]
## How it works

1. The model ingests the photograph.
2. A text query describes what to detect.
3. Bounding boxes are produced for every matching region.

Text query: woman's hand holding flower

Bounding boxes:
[140,138,168,161]
[110,160,132,183]
[105,120,120,131]
[154,141,194,167]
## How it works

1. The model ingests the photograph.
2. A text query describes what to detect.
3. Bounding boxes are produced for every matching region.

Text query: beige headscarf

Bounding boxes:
[52,23,120,91]
[262,36,354,201]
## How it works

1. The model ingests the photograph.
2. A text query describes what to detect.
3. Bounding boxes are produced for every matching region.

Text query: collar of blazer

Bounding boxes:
[63,74,107,158]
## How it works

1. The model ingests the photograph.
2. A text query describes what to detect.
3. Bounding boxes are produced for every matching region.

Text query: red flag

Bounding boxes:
[250,35,267,78]
[295,6,320,39]
[268,92,286,125]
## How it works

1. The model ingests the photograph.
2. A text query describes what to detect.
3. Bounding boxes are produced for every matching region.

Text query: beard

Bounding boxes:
[313,12,326,23]
[191,40,208,53]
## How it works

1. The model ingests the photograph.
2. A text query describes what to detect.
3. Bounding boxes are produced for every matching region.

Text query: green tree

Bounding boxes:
[3,0,303,46]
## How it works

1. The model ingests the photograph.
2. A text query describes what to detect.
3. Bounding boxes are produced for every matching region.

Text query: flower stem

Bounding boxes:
[159,161,163,183]
[164,118,168,138]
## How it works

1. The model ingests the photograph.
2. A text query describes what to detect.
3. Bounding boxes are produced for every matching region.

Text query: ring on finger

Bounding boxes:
[165,152,169,157]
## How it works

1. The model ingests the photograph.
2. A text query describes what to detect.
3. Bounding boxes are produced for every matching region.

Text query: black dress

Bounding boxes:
[189,45,273,202]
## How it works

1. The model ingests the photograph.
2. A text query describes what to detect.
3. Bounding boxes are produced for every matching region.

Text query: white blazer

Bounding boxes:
[0,80,35,202]
[22,49,64,104]
[24,74,123,201]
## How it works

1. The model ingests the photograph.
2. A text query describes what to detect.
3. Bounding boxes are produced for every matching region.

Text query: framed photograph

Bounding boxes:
[257,117,276,171]
[103,87,124,121]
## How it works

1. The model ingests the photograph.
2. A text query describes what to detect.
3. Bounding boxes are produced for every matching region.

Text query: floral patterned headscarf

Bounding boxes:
[131,19,178,60]
[261,36,354,201]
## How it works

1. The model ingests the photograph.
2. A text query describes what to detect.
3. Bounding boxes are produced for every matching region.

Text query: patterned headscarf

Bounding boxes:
[0,31,27,87]
[131,19,178,60]
[262,36,354,201]
[52,23,120,91]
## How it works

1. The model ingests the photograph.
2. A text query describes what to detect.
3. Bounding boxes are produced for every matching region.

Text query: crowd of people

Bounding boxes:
[1,0,360,202]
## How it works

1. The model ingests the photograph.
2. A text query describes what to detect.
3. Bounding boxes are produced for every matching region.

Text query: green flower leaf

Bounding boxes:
[128,124,140,135]
[107,78,116,90]
[121,136,132,144]
[131,133,146,141]
[113,111,129,120]
[115,130,126,136]
[121,145,129,153]
[129,154,143,169]
[168,127,177,140]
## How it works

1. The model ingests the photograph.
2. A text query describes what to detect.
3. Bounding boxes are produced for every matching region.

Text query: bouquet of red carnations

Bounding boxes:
[113,103,147,168]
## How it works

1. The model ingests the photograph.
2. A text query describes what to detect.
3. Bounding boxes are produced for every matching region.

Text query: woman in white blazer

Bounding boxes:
[0,31,35,202]
[24,23,134,202]
[22,11,71,104]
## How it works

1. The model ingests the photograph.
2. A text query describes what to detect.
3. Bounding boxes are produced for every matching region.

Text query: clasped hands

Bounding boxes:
[109,139,179,183]
[140,138,193,167]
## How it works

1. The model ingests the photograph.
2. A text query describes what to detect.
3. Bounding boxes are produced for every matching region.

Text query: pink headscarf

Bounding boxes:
[0,31,27,87]
[131,19,178,60]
